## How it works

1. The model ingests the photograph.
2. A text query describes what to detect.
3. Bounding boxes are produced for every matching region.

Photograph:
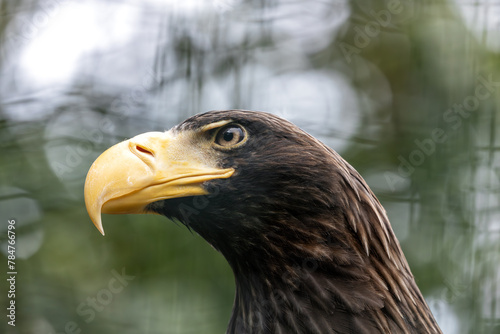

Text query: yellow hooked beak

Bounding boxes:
[84,131,234,235]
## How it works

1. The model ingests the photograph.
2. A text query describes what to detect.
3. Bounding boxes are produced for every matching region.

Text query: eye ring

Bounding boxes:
[214,125,247,148]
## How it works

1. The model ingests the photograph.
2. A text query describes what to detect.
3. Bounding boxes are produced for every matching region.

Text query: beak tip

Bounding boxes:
[92,217,106,236]
[96,225,105,236]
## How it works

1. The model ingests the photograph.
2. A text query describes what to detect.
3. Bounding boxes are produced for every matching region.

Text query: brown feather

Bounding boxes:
[151,110,443,334]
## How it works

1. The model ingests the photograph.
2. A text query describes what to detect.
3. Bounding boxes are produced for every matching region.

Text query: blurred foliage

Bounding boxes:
[0,0,499,333]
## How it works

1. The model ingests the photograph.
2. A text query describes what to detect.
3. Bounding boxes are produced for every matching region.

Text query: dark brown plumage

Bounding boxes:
[85,110,442,334]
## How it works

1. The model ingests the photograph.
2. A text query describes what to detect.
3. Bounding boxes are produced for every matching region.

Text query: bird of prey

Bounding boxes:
[84,110,442,334]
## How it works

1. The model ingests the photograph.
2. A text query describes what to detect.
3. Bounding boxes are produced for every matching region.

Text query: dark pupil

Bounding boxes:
[223,129,235,142]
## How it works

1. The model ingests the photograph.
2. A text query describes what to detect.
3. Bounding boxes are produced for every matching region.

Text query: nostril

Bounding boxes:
[135,145,154,157]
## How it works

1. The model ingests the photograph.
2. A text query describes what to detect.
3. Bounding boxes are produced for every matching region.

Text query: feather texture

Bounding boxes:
[150,110,442,334]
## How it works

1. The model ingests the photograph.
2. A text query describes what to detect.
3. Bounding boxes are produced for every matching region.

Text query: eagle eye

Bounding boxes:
[214,125,246,148]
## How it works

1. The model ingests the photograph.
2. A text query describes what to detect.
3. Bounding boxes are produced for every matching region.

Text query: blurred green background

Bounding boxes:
[1,0,499,333]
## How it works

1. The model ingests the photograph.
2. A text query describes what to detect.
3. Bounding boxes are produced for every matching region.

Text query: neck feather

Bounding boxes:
[220,180,441,334]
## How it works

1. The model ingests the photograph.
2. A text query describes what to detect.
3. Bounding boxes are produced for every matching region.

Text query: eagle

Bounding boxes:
[84,110,442,334]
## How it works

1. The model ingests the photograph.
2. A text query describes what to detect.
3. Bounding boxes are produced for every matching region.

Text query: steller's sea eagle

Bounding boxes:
[84,110,442,334]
